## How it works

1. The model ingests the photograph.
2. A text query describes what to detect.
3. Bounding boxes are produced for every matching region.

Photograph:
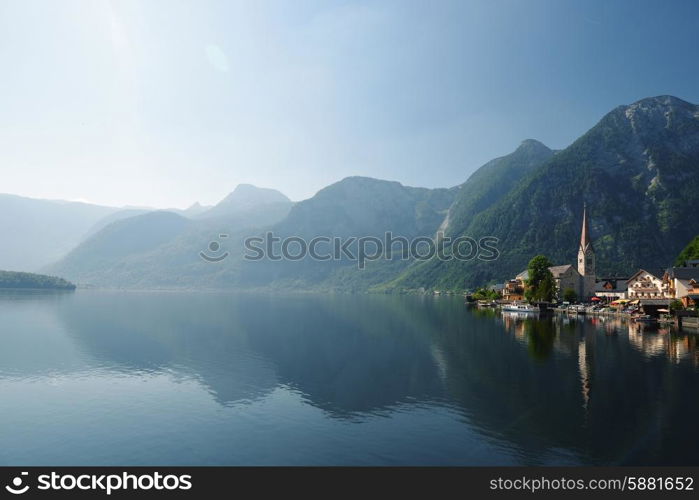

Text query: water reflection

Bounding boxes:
[0,291,697,465]
[501,311,699,367]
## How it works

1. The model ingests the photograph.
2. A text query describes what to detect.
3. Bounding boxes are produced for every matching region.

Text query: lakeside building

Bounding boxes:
[664,266,699,308]
[552,265,582,298]
[502,272,527,301]
[594,277,628,301]
[626,269,669,299]
[504,206,595,301]
[503,265,582,301]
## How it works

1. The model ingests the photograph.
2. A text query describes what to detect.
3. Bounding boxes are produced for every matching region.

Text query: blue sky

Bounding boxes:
[1,0,698,208]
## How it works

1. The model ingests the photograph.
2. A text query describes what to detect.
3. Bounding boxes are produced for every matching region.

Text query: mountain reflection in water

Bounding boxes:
[0,291,696,465]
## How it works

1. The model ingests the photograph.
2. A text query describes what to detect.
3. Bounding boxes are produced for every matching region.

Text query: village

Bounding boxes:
[470,206,699,329]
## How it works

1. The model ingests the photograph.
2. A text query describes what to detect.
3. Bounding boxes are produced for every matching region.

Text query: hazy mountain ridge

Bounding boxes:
[82,208,155,241]
[198,184,291,220]
[0,194,121,272]
[19,95,699,291]
[274,176,455,239]
[228,177,457,290]
[45,178,456,289]
[45,211,193,280]
[47,185,295,287]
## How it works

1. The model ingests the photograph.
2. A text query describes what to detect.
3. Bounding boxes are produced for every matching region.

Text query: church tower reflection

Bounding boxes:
[577,331,595,417]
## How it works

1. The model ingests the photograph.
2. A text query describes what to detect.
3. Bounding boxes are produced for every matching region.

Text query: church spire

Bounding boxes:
[577,202,596,299]
[580,203,591,252]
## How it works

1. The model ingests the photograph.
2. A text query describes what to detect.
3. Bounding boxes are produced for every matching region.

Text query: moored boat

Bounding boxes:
[568,305,587,314]
[477,300,497,308]
[502,303,539,313]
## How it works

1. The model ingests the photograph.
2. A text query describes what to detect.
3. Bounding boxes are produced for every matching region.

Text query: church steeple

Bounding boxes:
[577,203,596,298]
[580,203,591,252]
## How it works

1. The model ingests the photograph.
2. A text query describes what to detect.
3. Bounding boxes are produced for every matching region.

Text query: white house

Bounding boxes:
[594,277,628,300]
[626,269,669,299]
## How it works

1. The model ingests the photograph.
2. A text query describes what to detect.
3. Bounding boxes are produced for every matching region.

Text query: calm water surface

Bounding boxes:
[0,290,697,465]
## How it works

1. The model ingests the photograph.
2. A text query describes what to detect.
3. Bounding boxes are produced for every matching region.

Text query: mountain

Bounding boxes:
[0,194,120,272]
[198,184,291,219]
[46,178,455,289]
[275,176,454,239]
[444,139,554,237]
[82,208,154,240]
[45,211,192,284]
[376,139,554,291]
[391,95,699,290]
[0,270,76,290]
[182,202,212,217]
[82,203,215,239]
[47,185,295,287]
[83,203,215,238]
[231,177,457,290]
[158,202,214,218]
[34,95,699,292]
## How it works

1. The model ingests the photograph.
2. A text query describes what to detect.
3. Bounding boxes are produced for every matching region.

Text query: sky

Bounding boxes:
[1,0,698,209]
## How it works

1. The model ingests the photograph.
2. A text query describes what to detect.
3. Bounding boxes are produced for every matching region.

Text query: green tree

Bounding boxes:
[525,255,557,302]
[676,235,699,266]
[563,288,577,303]
[669,299,684,312]
[0,271,75,290]
[472,286,500,301]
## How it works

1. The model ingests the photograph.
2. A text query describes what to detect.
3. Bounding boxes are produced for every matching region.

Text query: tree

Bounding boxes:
[472,286,500,301]
[675,235,699,266]
[0,270,76,290]
[670,299,684,312]
[563,288,577,303]
[525,255,557,303]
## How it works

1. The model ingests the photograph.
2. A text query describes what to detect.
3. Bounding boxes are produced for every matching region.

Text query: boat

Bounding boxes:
[501,303,539,313]
[568,305,587,315]
[477,300,497,308]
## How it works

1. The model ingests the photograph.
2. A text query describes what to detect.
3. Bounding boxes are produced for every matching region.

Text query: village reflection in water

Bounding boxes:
[500,311,698,367]
[498,311,698,425]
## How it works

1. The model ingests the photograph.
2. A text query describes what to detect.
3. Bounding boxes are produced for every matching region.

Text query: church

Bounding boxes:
[503,205,597,301]
[577,204,597,299]
[546,206,597,300]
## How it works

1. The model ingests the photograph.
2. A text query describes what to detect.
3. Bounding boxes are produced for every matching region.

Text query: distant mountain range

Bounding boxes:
[0,186,289,275]
[8,95,699,291]
[0,194,120,271]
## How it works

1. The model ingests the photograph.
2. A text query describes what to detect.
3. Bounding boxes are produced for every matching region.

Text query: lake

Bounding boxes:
[0,290,697,466]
